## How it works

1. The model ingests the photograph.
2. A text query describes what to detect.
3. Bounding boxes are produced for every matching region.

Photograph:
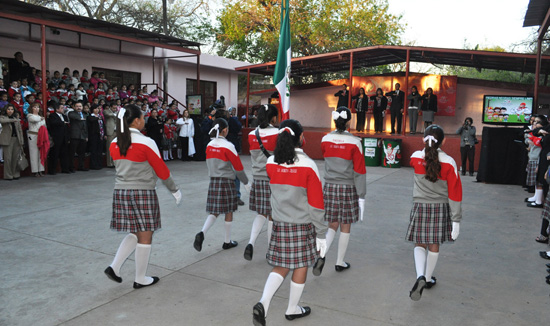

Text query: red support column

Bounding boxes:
[246,68,250,127]
[403,49,410,135]
[348,52,354,111]
[196,54,201,94]
[41,24,48,173]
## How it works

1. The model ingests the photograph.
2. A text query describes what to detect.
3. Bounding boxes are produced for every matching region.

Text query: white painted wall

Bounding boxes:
[261,83,527,135]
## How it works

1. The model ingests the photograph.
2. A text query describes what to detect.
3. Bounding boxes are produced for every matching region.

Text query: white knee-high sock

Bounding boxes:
[201,214,217,234]
[177,148,182,159]
[414,246,427,279]
[425,251,439,281]
[224,221,232,243]
[267,220,274,246]
[535,188,544,204]
[249,215,266,245]
[110,233,138,275]
[135,244,153,285]
[259,272,285,316]
[336,232,350,266]
[286,281,305,315]
[325,228,336,253]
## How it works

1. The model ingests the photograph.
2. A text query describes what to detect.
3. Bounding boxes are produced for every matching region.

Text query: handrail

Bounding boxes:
[140,83,187,110]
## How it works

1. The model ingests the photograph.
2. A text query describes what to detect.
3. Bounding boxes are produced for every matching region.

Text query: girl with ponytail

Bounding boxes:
[105,104,181,289]
[193,118,250,252]
[252,119,328,326]
[316,107,366,275]
[406,124,462,301]
[244,104,279,261]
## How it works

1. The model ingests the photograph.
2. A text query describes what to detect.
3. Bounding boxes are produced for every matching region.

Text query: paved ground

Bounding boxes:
[1,157,549,326]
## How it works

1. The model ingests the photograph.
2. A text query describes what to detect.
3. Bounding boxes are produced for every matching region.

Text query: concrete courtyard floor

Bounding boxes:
[1,157,549,326]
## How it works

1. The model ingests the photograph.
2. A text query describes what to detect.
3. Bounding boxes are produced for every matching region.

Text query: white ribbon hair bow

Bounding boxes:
[278,126,295,136]
[332,110,348,120]
[209,124,220,138]
[117,107,127,133]
[423,135,438,147]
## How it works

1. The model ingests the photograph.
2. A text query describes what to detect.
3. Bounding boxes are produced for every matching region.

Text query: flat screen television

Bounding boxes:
[482,95,534,125]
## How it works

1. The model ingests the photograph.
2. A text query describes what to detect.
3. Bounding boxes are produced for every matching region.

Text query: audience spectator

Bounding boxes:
[87,104,104,170]
[47,101,71,174]
[68,101,88,172]
[103,103,117,168]
[176,109,195,161]
[8,52,33,83]
[0,104,24,180]
[27,102,47,177]
[146,108,164,150]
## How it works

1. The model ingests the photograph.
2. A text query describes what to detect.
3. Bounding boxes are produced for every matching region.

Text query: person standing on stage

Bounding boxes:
[334,84,349,109]
[421,87,438,129]
[386,83,405,134]
[317,107,366,275]
[352,87,368,132]
[193,118,250,252]
[407,86,422,134]
[252,119,327,326]
[406,125,462,301]
[244,104,279,261]
[104,104,182,289]
[370,88,388,133]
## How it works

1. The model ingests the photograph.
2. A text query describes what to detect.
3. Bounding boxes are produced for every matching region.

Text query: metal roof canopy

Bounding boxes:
[524,0,550,27]
[0,0,201,55]
[235,45,550,77]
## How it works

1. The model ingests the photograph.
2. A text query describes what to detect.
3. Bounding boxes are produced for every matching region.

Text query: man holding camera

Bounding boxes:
[456,117,477,176]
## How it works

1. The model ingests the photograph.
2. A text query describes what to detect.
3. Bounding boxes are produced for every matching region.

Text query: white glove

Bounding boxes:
[451,222,460,240]
[316,238,327,258]
[172,189,182,206]
[244,183,251,193]
[358,198,365,222]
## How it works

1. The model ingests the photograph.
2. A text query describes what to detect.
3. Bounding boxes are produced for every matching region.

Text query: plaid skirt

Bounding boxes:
[249,179,272,216]
[541,192,550,221]
[111,189,161,232]
[267,221,317,269]
[406,203,453,244]
[206,177,238,215]
[323,183,359,224]
[526,160,538,186]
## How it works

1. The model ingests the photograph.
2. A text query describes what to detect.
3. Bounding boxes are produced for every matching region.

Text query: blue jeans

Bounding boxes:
[235,178,241,198]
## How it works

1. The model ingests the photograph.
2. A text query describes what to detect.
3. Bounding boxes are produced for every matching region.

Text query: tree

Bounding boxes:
[216,0,404,64]
[24,0,214,44]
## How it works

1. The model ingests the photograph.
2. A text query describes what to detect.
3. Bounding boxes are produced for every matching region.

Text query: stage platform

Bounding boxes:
[241,127,481,171]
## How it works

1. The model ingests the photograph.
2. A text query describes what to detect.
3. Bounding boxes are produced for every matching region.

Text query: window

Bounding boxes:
[186,79,217,108]
[92,67,141,88]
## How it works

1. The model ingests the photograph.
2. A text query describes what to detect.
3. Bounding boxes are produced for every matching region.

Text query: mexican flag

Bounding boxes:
[274,0,291,121]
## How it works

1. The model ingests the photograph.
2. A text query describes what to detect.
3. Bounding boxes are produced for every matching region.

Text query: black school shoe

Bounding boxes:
[252,302,266,326]
[194,232,204,252]
[527,202,543,208]
[104,266,122,283]
[409,276,427,301]
[335,262,351,272]
[424,276,437,289]
[244,244,254,261]
[312,257,325,276]
[285,306,311,321]
[540,251,550,260]
[133,276,159,289]
[222,240,238,249]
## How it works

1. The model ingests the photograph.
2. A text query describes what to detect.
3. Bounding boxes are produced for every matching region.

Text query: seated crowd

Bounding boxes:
[0,55,192,180]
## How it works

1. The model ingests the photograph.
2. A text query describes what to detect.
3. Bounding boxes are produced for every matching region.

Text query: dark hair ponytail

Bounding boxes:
[423,124,445,182]
[209,118,228,138]
[334,106,351,132]
[257,104,279,128]
[116,104,142,156]
[274,119,303,165]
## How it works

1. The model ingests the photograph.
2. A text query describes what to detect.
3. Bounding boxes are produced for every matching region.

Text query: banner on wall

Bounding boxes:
[349,75,457,116]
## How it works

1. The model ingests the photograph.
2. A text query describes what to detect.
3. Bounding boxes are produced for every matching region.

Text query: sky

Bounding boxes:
[387,0,537,52]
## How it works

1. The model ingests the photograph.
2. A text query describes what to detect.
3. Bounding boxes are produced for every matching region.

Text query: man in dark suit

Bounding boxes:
[385,83,405,134]
[334,84,349,109]
[47,101,71,174]
[68,101,88,171]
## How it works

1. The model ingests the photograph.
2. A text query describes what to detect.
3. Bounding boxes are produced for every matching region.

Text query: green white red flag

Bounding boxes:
[273,0,291,120]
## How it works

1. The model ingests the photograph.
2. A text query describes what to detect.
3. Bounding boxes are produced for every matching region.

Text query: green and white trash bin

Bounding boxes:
[362,138,381,166]
[382,138,402,168]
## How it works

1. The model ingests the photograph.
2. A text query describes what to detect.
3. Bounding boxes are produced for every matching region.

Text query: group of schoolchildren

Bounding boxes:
[104,103,463,326]
[0,62,194,179]
[523,114,550,283]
